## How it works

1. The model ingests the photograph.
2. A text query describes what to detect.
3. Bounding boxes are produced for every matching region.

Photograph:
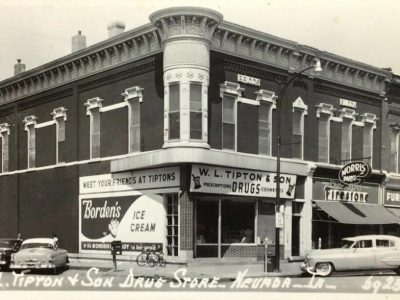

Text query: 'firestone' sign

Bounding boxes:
[191,165,297,199]
[338,161,371,185]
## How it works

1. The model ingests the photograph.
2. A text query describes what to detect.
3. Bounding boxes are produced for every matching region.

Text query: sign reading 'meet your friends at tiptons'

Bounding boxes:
[79,167,180,194]
[190,165,297,199]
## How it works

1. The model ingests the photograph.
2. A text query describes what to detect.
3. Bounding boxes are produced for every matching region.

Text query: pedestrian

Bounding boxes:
[52,233,59,248]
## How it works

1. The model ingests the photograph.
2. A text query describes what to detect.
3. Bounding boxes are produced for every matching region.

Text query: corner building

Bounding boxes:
[1,7,399,264]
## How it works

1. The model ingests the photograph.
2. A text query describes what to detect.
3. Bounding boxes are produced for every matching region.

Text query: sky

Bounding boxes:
[0,0,399,81]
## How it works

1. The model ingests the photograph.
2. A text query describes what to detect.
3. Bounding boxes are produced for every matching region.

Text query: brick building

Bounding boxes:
[0,7,399,263]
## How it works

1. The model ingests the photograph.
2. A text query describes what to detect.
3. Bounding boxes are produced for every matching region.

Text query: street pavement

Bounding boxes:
[68,257,303,279]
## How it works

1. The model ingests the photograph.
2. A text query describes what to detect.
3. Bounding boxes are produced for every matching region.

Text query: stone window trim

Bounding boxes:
[23,115,38,169]
[84,97,103,159]
[292,97,308,160]
[220,81,262,151]
[256,89,276,156]
[390,122,400,174]
[0,123,10,173]
[316,103,341,164]
[122,86,143,153]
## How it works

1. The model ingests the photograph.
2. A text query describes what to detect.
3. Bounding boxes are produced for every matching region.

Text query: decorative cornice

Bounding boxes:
[77,61,155,92]
[314,83,382,107]
[212,21,391,96]
[316,103,335,118]
[223,60,287,83]
[23,115,37,130]
[0,24,161,104]
[292,97,308,115]
[150,7,223,43]
[84,97,103,112]
[388,104,400,116]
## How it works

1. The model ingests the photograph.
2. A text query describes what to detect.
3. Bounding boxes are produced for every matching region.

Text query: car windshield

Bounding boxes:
[21,243,53,250]
[0,241,12,248]
[341,240,354,248]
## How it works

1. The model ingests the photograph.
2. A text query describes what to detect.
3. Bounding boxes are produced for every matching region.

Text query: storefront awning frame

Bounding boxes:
[313,200,400,225]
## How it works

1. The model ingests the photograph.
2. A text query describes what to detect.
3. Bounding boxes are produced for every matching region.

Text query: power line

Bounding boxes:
[0,25,69,42]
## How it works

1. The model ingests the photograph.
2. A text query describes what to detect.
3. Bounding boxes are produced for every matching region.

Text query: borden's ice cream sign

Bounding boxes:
[79,194,168,253]
[78,167,178,254]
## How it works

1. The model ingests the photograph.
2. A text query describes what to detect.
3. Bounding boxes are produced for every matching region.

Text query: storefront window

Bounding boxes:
[166,194,179,256]
[221,200,255,244]
[197,200,218,244]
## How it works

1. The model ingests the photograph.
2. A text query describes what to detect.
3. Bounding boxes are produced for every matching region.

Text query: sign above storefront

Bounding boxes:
[190,165,297,199]
[237,74,261,86]
[340,98,357,109]
[385,190,400,207]
[79,167,180,194]
[313,179,379,204]
[338,161,371,185]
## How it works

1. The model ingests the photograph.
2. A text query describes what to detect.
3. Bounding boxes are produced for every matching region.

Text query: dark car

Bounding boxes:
[0,238,23,270]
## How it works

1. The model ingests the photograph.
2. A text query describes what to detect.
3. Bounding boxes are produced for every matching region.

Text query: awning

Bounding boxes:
[313,200,400,225]
[386,207,400,218]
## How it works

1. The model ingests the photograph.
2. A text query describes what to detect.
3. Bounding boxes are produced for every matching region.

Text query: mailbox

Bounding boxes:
[111,240,122,255]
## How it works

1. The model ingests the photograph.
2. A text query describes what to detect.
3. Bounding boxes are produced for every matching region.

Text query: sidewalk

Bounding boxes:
[68,257,303,280]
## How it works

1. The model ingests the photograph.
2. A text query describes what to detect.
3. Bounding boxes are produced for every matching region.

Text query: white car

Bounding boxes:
[301,235,400,277]
[10,238,69,274]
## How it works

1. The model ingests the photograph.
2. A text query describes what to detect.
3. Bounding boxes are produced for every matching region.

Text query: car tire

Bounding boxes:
[315,262,333,277]
[394,267,400,275]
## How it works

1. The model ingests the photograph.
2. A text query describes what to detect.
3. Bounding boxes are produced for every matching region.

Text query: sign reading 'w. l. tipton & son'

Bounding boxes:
[190,165,297,199]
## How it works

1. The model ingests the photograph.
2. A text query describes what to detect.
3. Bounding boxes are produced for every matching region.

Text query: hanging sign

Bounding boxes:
[191,165,297,199]
[338,161,371,185]
[275,212,284,228]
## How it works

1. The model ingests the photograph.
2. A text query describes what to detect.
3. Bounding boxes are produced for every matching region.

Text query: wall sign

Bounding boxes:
[385,190,400,207]
[79,167,180,194]
[79,193,167,253]
[275,212,284,228]
[191,165,297,199]
[313,179,379,204]
[237,74,261,86]
[338,161,371,185]
[340,98,357,109]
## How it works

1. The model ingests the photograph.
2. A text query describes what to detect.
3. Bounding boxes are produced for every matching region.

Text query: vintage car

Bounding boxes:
[10,238,69,274]
[0,238,23,270]
[301,235,400,277]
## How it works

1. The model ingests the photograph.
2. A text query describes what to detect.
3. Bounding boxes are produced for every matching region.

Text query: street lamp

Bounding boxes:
[274,58,323,272]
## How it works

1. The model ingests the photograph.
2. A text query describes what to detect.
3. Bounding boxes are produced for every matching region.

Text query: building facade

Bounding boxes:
[0,7,399,263]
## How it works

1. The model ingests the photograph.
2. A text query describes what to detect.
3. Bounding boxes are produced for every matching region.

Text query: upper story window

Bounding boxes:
[0,123,10,173]
[163,69,209,148]
[85,86,143,159]
[292,97,308,159]
[390,123,400,173]
[256,90,275,156]
[222,94,236,150]
[190,82,202,140]
[361,113,377,167]
[316,103,337,163]
[220,82,243,151]
[168,83,180,140]
[340,108,357,162]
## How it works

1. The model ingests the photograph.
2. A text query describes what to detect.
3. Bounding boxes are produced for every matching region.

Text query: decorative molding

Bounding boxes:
[212,21,390,96]
[314,83,382,107]
[77,61,156,92]
[150,7,222,43]
[316,103,335,118]
[122,86,144,102]
[18,88,73,111]
[23,115,37,131]
[0,26,161,104]
[51,107,68,121]
[339,107,357,120]
[390,122,400,131]
[361,113,378,129]
[223,60,287,83]
[0,123,10,135]
[388,104,400,117]
[255,89,276,109]
[84,97,103,112]
[292,97,308,115]
[219,81,244,97]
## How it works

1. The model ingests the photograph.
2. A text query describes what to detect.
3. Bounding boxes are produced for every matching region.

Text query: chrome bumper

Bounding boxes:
[11,263,56,269]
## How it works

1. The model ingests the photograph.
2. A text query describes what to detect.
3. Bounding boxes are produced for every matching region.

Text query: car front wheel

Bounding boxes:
[394,267,400,275]
[315,262,333,277]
